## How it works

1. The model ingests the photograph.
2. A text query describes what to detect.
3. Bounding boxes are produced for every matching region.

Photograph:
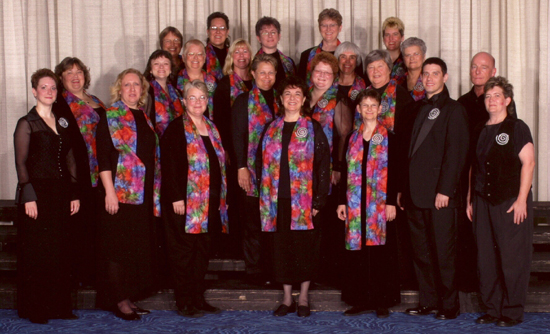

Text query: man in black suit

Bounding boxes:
[399,57,469,320]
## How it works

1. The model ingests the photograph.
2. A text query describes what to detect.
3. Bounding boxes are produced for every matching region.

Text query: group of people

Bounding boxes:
[14,8,534,328]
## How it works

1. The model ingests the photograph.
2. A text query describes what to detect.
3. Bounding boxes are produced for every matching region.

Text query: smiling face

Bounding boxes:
[33,77,57,107]
[208,17,229,49]
[232,46,251,70]
[281,87,306,114]
[257,24,280,50]
[383,26,404,52]
[366,59,391,89]
[183,87,208,117]
[251,62,276,91]
[422,64,448,98]
[184,43,206,70]
[484,86,511,117]
[150,56,171,81]
[61,64,85,95]
[162,32,182,61]
[403,45,425,72]
[319,19,342,44]
[120,73,142,109]
[311,62,335,91]
[338,51,358,76]
[357,96,382,122]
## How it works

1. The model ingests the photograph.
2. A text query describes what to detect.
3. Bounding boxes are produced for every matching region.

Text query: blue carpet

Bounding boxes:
[1,310,550,333]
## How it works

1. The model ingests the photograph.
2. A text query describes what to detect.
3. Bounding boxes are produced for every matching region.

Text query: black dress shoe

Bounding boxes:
[273,301,296,316]
[436,309,459,320]
[196,301,221,314]
[297,304,311,317]
[344,306,374,316]
[29,317,48,324]
[496,316,522,327]
[405,306,438,316]
[114,309,141,321]
[376,308,390,318]
[177,305,204,318]
[131,306,151,315]
[476,314,498,324]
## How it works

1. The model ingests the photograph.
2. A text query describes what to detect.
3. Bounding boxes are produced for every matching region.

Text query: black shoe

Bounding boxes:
[476,314,498,324]
[344,306,373,316]
[131,306,151,315]
[496,316,522,327]
[196,301,221,314]
[297,304,311,317]
[273,301,296,316]
[114,309,140,321]
[405,306,438,316]
[29,317,48,324]
[436,309,459,320]
[376,308,390,318]
[177,305,204,318]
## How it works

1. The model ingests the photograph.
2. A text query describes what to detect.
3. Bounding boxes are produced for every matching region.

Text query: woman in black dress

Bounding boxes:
[161,80,228,318]
[96,68,159,320]
[14,68,80,324]
[337,89,399,318]
[258,76,330,317]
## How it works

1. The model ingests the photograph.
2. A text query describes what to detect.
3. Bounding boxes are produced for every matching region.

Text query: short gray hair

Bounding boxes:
[334,42,362,68]
[365,49,392,72]
[400,37,427,56]
[183,80,208,98]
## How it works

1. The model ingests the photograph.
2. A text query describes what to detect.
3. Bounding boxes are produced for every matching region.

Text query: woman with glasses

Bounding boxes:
[159,27,185,86]
[400,37,427,102]
[205,12,230,81]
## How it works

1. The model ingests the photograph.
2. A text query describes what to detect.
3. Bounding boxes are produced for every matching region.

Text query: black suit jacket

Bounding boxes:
[403,86,469,209]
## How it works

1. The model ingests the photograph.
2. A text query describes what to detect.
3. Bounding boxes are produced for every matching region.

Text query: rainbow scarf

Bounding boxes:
[345,122,389,250]
[229,72,249,106]
[106,100,161,217]
[255,49,295,77]
[347,76,367,130]
[246,83,277,197]
[150,80,184,136]
[260,116,314,231]
[408,73,426,101]
[368,79,397,132]
[306,39,341,85]
[391,54,406,85]
[311,81,338,153]
[62,90,105,187]
[205,43,225,80]
[177,69,217,120]
[182,113,228,234]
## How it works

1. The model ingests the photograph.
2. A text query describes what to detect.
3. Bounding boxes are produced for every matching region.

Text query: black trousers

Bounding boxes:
[407,207,458,311]
[473,193,533,321]
[241,195,271,276]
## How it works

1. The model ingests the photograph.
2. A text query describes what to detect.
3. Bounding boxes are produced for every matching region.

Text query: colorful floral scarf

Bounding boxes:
[368,79,397,132]
[311,81,338,153]
[260,116,315,231]
[407,73,426,101]
[106,100,161,217]
[391,54,406,85]
[205,43,225,80]
[347,76,367,130]
[182,113,228,234]
[229,72,249,106]
[177,69,217,120]
[306,39,341,85]
[246,83,278,197]
[150,80,184,136]
[62,90,105,187]
[255,49,296,77]
[345,122,388,250]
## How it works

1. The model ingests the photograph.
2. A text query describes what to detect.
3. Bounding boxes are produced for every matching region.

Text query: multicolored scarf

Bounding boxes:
[347,76,367,130]
[246,83,278,197]
[182,113,228,234]
[229,72,249,106]
[62,90,105,187]
[345,122,389,250]
[205,43,225,80]
[306,39,341,85]
[260,116,315,231]
[177,69,217,120]
[106,100,161,217]
[407,73,426,101]
[368,79,397,132]
[391,54,406,85]
[311,81,338,153]
[150,80,184,136]
[255,49,296,77]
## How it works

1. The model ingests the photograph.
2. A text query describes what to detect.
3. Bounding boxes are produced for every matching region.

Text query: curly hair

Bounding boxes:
[277,76,312,117]
[310,52,339,77]
[31,68,58,89]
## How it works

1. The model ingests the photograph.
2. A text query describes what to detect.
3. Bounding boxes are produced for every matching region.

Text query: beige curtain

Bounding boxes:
[0,0,548,200]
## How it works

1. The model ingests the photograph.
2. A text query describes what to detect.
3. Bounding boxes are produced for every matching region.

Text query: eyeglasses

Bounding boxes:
[313,70,334,77]
[163,39,181,45]
[260,31,278,37]
[404,52,422,59]
[187,52,205,58]
[359,103,380,110]
[210,26,227,32]
[257,71,276,77]
[187,95,207,102]
[320,23,338,30]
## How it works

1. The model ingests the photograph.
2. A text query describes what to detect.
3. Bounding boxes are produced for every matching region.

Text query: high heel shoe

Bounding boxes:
[131,306,151,315]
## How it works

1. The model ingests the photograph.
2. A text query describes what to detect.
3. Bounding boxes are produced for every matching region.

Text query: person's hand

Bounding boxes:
[507,199,528,224]
[238,168,252,193]
[70,200,80,215]
[397,192,404,210]
[331,171,341,185]
[312,209,319,217]
[336,205,346,221]
[466,202,473,222]
[25,201,38,219]
[173,200,185,215]
[105,192,119,215]
[385,205,396,221]
[435,193,449,210]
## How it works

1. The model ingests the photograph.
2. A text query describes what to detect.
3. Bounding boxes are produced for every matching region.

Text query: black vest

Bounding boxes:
[473,117,521,205]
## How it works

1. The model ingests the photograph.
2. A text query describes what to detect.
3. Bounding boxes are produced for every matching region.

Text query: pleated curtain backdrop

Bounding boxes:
[0,0,548,200]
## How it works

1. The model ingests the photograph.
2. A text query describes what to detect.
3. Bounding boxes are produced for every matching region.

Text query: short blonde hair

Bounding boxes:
[110,68,149,106]
[223,38,252,76]
[382,17,405,37]
[183,39,206,56]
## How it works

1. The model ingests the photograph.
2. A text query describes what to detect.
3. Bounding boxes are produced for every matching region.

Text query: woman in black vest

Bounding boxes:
[466,76,535,327]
